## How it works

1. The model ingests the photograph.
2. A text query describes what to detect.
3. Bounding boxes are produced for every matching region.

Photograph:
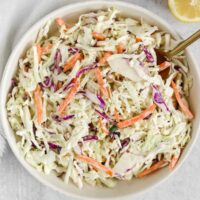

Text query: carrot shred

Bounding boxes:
[168,156,179,171]
[159,61,171,72]
[94,68,109,99]
[99,52,112,66]
[58,79,80,113]
[55,17,70,31]
[99,118,109,135]
[63,53,83,72]
[34,84,43,124]
[137,160,166,178]
[107,86,112,99]
[36,44,52,62]
[56,81,63,91]
[41,43,53,52]
[36,45,43,62]
[136,37,142,43]
[76,155,113,176]
[116,43,125,53]
[171,81,194,119]
[55,17,66,26]
[92,32,106,41]
[114,108,121,122]
[117,104,156,129]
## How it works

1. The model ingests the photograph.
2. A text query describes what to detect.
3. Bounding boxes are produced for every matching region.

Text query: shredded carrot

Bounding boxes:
[36,44,53,62]
[41,43,53,52]
[63,53,83,72]
[58,79,80,113]
[56,17,71,31]
[168,156,179,171]
[136,37,142,43]
[114,108,121,122]
[107,86,112,99]
[56,81,63,91]
[92,32,106,41]
[116,43,125,53]
[171,81,194,119]
[99,118,109,135]
[137,160,166,178]
[34,84,43,124]
[55,17,66,26]
[99,52,112,66]
[117,104,156,128]
[36,45,43,62]
[76,155,113,176]
[159,61,171,72]
[94,68,109,99]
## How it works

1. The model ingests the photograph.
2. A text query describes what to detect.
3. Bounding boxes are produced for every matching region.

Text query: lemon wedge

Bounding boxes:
[168,0,200,22]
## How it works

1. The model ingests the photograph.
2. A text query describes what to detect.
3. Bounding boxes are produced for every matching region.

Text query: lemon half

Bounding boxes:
[168,0,200,22]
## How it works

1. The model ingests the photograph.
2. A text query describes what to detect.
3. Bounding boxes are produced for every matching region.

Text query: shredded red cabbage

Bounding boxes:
[121,138,130,148]
[53,49,62,74]
[68,47,80,55]
[95,109,111,121]
[63,79,75,91]
[48,142,60,149]
[82,135,98,141]
[52,115,62,122]
[152,85,170,112]
[76,62,97,78]
[41,77,57,91]
[143,46,154,63]
[48,142,62,153]
[51,81,58,92]
[52,114,74,122]
[54,49,62,65]
[63,115,75,120]
[97,94,106,109]
[43,76,51,87]
[78,90,104,107]
[42,76,52,88]
[78,90,106,109]
[154,93,163,103]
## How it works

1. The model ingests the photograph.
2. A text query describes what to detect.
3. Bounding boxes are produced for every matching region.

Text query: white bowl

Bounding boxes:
[1,1,200,199]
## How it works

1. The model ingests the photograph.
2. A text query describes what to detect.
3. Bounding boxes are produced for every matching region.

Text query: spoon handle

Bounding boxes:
[167,29,200,58]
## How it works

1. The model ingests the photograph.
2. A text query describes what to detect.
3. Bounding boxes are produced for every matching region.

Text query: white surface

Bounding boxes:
[0,0,200,200]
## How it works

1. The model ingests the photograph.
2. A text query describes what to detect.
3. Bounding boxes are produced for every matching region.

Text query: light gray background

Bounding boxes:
[0,0,200,199]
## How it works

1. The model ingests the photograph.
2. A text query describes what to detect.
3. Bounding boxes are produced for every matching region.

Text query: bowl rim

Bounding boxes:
[1,1,200,199]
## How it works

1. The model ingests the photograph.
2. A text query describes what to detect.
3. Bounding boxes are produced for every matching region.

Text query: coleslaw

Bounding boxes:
[6,8,193,188]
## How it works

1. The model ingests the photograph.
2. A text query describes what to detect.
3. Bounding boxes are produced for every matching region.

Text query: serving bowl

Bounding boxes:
[1,1,200,199]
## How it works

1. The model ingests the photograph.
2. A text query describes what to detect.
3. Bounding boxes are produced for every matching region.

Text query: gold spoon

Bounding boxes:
[156,29,200,78]
[156,29,200,63]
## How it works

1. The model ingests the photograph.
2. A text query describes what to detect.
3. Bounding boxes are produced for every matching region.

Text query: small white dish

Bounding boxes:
[1,1,200,199]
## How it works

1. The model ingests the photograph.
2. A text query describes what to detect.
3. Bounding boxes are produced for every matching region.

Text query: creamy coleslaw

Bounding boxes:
[6,8,193,188]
